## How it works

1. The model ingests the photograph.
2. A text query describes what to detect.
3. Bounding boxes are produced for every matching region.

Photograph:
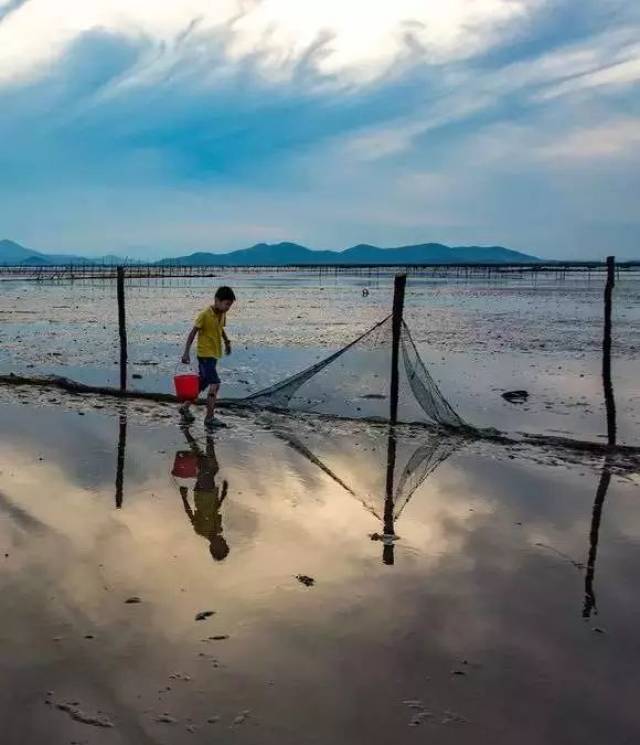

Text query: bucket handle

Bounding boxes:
[175,362,196,375]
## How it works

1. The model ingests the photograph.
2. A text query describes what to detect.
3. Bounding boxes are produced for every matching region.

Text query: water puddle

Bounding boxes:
[0,395,639,743]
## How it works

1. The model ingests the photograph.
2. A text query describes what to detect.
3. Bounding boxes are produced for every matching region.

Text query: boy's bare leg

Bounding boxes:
[205,384,220,422]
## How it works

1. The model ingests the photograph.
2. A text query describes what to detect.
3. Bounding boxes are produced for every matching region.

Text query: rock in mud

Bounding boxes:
[125,596,142,604]
[296,574,315,587]
[155,713,177,724]
[195,610,215,621]
[409,712,433,727]
[502,390,529,403]
[55,702,114,728]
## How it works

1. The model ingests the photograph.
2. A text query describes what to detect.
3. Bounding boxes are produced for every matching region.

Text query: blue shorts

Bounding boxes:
[198,357,220,391]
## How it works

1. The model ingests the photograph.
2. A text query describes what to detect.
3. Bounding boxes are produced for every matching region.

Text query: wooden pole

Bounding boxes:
[602,256,616,447]
[389,274,407,425]
[117,266,128,391]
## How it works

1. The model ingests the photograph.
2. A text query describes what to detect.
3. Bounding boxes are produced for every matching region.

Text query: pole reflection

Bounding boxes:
[583,459,613,619]
[115,413,127,509]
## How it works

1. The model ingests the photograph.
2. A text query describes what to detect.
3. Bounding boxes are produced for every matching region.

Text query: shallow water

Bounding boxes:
[0,396,639,744]
[1,271,639,444]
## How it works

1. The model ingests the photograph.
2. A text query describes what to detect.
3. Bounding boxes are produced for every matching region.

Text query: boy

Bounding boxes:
[180,286,235,429]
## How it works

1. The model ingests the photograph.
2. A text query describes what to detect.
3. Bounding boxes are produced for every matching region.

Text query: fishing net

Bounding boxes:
[242,314,466,428]
[269,418,461,523]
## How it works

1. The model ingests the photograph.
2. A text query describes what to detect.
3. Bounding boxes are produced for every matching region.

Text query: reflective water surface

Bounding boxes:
[1,397,639,744]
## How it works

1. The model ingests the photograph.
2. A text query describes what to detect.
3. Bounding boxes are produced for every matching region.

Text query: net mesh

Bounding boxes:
[242,315,466,428]
[269,418,461,522]
[392,435,459,519]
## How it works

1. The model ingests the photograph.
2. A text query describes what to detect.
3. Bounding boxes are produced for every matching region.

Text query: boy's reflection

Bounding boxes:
[177,428,230,561]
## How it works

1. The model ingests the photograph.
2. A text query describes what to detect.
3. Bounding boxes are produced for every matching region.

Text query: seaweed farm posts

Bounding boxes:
[389,273,407,425]
[117,266,128,392]
[602,256,617,447]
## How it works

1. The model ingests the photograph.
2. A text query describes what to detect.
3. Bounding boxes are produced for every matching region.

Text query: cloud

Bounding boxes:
[335,26,640,163]
[536,53,640,100]
[537,118,640,160]
[0,0,542,88]
[0,1,639,259]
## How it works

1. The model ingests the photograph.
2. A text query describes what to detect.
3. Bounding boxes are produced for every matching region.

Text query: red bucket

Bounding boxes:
[172,451,198,479]
[174,372,200,401]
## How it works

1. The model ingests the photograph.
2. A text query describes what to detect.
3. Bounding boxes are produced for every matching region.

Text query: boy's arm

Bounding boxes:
[179,486,195,524]
[222,329,231,355]
[181,326,198,364]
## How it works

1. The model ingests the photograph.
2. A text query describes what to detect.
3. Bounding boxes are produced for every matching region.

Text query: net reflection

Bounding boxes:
[271,422,462,565]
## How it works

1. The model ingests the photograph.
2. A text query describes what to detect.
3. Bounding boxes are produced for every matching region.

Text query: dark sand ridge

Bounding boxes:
[2,372,639,470]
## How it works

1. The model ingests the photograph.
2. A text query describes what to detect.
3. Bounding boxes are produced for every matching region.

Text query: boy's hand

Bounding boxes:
[224,340,232,356]
[181,353,190,365]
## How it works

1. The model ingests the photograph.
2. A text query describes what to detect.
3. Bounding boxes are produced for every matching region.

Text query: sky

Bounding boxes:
[0,0,639,260]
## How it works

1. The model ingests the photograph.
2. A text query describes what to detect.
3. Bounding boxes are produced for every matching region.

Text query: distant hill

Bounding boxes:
[157,241,540,266]
[0,239,128,266]
[0,239,43,264]
[1,238,541,267]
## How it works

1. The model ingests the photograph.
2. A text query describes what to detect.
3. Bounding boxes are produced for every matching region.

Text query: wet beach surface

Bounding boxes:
[1,271,639,442]
[1,394,639,744]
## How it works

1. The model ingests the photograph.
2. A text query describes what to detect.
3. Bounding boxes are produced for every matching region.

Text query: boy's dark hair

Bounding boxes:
[215,286,236,302]
[209,535,230,561]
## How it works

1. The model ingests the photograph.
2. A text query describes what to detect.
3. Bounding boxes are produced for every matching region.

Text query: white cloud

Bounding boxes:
[226,0,539,83]
[536,54,640,100]
[326,26,640,163]
[537,118,640,160]
[0,0,543,87]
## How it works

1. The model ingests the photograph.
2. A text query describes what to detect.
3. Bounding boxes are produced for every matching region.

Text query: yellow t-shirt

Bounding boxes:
[195,307,226,359]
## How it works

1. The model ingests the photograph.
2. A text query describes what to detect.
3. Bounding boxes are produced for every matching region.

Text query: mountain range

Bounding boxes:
[0,239,125,266]
[1,238,540,266]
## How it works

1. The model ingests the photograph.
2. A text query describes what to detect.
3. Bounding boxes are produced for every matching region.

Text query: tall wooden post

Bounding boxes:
[602,256,616,447]
[117,266,128,391]
[389,274,407,425]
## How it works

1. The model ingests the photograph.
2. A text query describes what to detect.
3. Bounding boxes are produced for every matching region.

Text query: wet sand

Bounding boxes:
[1,394,639,744]
[1,272,640,442]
